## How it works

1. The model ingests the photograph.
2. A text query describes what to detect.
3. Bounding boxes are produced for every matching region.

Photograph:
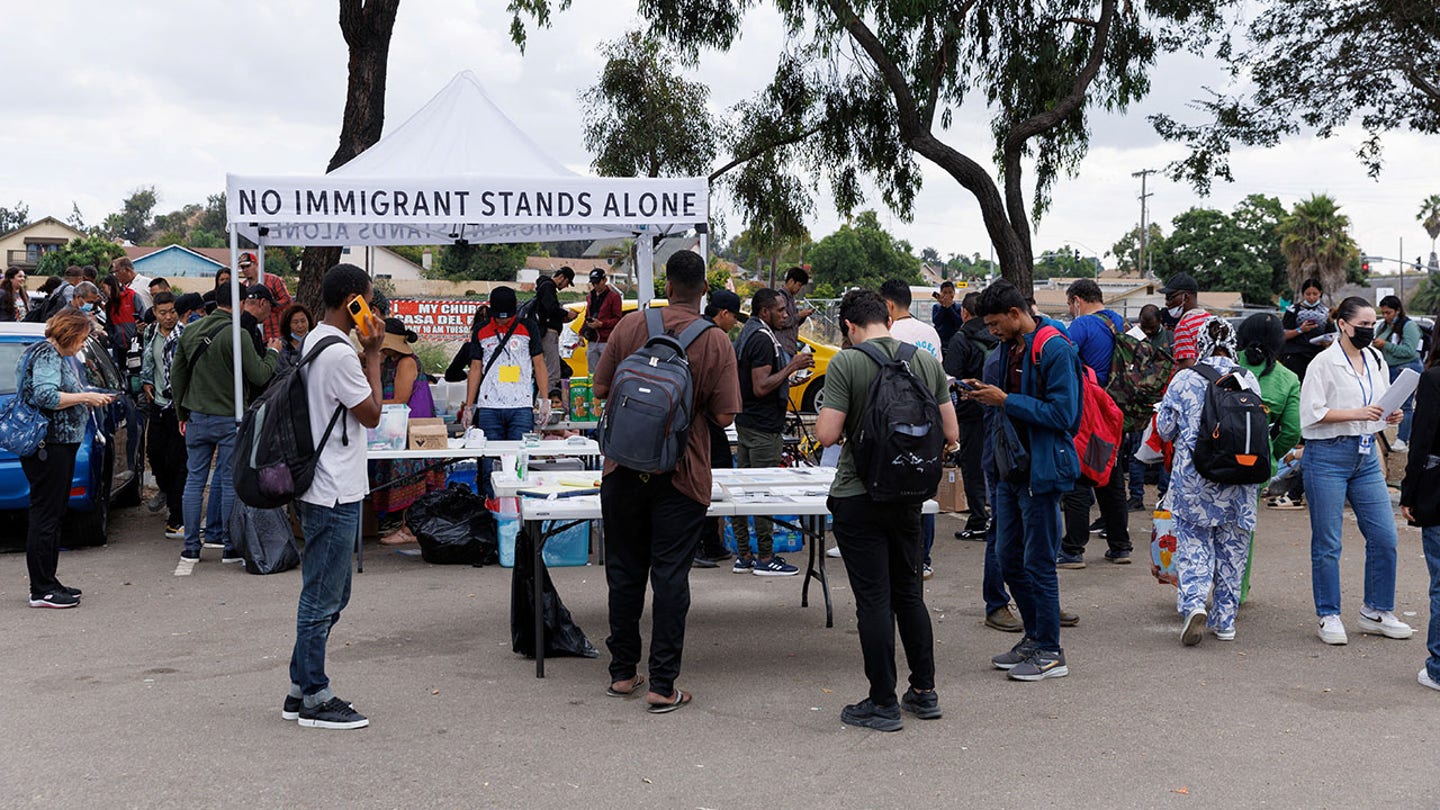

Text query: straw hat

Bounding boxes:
[381,317,417,355]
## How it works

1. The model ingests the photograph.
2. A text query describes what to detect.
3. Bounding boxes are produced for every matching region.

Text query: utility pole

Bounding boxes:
[1132,169,1156,279]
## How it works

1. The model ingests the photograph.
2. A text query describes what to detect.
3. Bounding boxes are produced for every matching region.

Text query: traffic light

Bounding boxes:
[1361,258,1370,274]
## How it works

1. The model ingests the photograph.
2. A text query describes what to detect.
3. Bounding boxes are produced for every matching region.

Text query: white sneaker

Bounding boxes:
[826,546,842,558]
[1318,615,1348,645]
[1212,626,1236,641]
[1181,608,1207,646]
[1419,669,1440,692]
[1392,440,1409,452]
[1358,609,1414,639]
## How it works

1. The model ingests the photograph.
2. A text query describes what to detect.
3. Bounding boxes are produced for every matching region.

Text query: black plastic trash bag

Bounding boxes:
[408,484,498,566]
[511,525,599,659]
[230,500,300,575]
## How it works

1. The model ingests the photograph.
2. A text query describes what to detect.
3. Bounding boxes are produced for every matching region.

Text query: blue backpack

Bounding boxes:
[0,344,51,458]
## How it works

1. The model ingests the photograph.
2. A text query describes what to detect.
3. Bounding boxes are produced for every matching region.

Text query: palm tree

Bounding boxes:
[1276,194,1360,300]
[1418,193,1440,259]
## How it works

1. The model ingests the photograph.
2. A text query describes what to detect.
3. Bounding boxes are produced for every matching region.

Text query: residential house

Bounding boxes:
[0,217,88,270]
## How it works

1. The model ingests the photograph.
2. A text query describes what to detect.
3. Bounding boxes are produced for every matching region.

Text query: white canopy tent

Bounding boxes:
[220,70,710,419]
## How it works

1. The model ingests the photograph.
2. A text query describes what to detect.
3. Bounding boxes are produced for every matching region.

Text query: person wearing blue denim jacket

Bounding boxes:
[963,281,1080,682]
[1299,296,1411,646]
[18,312,116,608]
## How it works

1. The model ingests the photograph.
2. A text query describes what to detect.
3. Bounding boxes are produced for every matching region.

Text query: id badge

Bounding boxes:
[498,365,521,383]
[1359,434,1372,455]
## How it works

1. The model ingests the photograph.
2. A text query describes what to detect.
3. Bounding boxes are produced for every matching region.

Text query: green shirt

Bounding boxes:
[822,337,950,499]
[1237,354,1302,466]
[169,309,277,421]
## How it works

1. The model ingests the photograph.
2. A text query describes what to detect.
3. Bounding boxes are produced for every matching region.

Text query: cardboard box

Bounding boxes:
[935,466,969,513]
[407,417,449,451]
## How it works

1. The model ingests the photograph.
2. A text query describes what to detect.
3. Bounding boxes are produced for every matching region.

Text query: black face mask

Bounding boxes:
[1348,325,1374,350]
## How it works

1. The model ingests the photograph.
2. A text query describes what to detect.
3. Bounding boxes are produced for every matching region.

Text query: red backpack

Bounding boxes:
[1032,325,1124,487]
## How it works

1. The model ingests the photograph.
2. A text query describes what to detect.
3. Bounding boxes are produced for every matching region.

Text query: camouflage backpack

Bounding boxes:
[1107,332,1174,434]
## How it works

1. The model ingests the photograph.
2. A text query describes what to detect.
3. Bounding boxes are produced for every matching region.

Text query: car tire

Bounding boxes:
[64,447,112,547]
[800,376,825,414]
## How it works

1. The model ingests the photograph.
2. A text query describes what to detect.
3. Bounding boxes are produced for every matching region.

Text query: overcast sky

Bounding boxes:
[4,0,1437,269]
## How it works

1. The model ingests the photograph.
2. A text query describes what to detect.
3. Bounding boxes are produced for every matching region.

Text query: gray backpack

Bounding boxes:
[598,308,714,474]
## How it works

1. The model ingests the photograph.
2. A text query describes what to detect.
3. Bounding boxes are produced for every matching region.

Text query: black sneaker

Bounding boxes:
[282,695,303,721]
[992,638,1040,670]
[1008,648,1069,681]
[58,584,82,597]
[1126,499,1146,512]
[900,687,942,720]
[691,555,718,569]
[1104,549,1132,565]
[29,591,80,609]
[297,697,369,729]
[840,698,903,732]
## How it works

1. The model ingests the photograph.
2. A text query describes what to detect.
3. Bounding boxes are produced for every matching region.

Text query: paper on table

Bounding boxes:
[1377,368,1420,419]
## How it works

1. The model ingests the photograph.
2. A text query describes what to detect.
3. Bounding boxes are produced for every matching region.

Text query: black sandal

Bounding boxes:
[606,675,645,698]
[646,690,692,714]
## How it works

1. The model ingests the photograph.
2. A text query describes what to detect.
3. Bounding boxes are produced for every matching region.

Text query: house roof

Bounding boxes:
[0,216,87,243]
[125,245,228,268]
[524,256,611,276]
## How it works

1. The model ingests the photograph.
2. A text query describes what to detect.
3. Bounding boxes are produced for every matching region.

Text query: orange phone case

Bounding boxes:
[348,296,374,336]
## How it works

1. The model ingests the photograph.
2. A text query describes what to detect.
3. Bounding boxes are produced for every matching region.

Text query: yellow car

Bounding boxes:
[560,299,836,413]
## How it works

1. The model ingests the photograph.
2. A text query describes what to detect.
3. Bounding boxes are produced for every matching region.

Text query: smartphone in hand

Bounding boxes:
[347,296,375,337]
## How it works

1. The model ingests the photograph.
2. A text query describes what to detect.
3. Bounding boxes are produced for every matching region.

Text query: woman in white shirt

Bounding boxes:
[1299,296,1409,645]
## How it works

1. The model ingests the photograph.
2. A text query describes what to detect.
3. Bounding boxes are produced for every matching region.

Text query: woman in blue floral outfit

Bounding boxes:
[1156,318,1263,644]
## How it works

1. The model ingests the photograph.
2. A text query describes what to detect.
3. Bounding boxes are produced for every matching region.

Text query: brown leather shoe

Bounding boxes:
[985,605,1024,633]
[1060,609,1080,627]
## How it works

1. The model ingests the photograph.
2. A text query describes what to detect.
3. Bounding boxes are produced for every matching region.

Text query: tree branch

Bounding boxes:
[1006,0,1117,148]
[1406,65,1440,104]
[708,122,825,182]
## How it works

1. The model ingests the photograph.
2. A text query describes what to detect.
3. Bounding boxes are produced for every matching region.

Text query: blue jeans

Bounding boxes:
[183,412,237,555]
[1391,361,1424,443]
[921,513,935,566]
[1127,430,1170,503]
[289,500,360,705]
[475,406,532,497]
[1423,526,1440,683]
[982,471,1011,614]
[1302,436,1398,616]
[994,481,1064,651]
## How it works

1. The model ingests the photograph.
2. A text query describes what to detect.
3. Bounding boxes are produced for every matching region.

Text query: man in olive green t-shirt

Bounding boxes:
[815,289,958,732]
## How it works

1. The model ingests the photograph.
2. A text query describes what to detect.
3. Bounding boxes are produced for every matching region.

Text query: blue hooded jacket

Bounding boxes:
[981,316,1082,496]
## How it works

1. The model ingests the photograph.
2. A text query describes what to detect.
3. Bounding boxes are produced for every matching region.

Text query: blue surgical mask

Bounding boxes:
[80,302,96,313]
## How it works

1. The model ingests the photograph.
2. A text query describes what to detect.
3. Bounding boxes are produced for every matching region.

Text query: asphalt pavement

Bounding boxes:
[1,489,1436,809]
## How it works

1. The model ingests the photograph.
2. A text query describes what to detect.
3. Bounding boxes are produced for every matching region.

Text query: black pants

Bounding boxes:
[1061,445,1132,556]
[828,494,935,706]
[601,469,707,698]
[22,442,79,596]
[699,421,731,559]
[147,407,188,526]
[957,418,989,531]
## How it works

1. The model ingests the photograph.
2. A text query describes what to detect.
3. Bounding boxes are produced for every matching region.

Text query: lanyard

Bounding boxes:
[1351,352,1373,406]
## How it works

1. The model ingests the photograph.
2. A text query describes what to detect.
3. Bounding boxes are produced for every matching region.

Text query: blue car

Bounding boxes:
[0,322,134,546]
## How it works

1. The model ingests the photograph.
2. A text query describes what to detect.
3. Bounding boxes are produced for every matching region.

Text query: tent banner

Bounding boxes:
[226,174,707,227]
[389,298,483,343]
[232,220,636,247]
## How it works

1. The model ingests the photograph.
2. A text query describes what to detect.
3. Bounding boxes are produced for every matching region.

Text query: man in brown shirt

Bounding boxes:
[593,249,741,713]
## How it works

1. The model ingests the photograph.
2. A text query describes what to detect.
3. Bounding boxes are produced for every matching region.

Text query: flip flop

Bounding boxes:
[646,690,692,714]
[606,675,645,698]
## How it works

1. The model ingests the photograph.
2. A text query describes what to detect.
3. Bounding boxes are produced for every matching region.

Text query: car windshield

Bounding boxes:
[75,337,123,391]
[0,343,26,395]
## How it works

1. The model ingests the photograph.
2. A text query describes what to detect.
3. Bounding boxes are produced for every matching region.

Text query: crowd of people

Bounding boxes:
[7,252,1439,734]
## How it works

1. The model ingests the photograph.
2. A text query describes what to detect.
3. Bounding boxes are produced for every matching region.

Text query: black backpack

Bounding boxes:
[1190,364,1272,485]
[232,335,350,509]
[849,342,945,503]
[597,308,714,474]
[25,286,70,323]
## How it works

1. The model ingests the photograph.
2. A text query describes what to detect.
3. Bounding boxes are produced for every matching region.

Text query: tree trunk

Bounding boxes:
[298,0,402,310]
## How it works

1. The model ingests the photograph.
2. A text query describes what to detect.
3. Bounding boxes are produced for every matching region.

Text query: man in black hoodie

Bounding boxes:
[944,292,996,540]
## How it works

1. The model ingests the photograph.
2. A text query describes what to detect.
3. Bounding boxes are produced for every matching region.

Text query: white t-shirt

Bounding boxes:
[299,324,374,506]
[889,316,944,363]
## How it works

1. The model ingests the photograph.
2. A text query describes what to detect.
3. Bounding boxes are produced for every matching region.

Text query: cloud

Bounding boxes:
[3,1,1436,271]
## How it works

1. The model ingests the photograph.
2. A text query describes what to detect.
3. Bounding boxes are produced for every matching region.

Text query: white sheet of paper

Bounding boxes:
[1377,368,1420,419]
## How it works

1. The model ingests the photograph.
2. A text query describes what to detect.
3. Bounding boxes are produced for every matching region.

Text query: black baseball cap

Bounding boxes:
[589,268,606,282]
[1159,273,1199,295]
[706,289,742,316]
[245,283,275,304]
[490,286,518,319]
[174,292,204,314]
